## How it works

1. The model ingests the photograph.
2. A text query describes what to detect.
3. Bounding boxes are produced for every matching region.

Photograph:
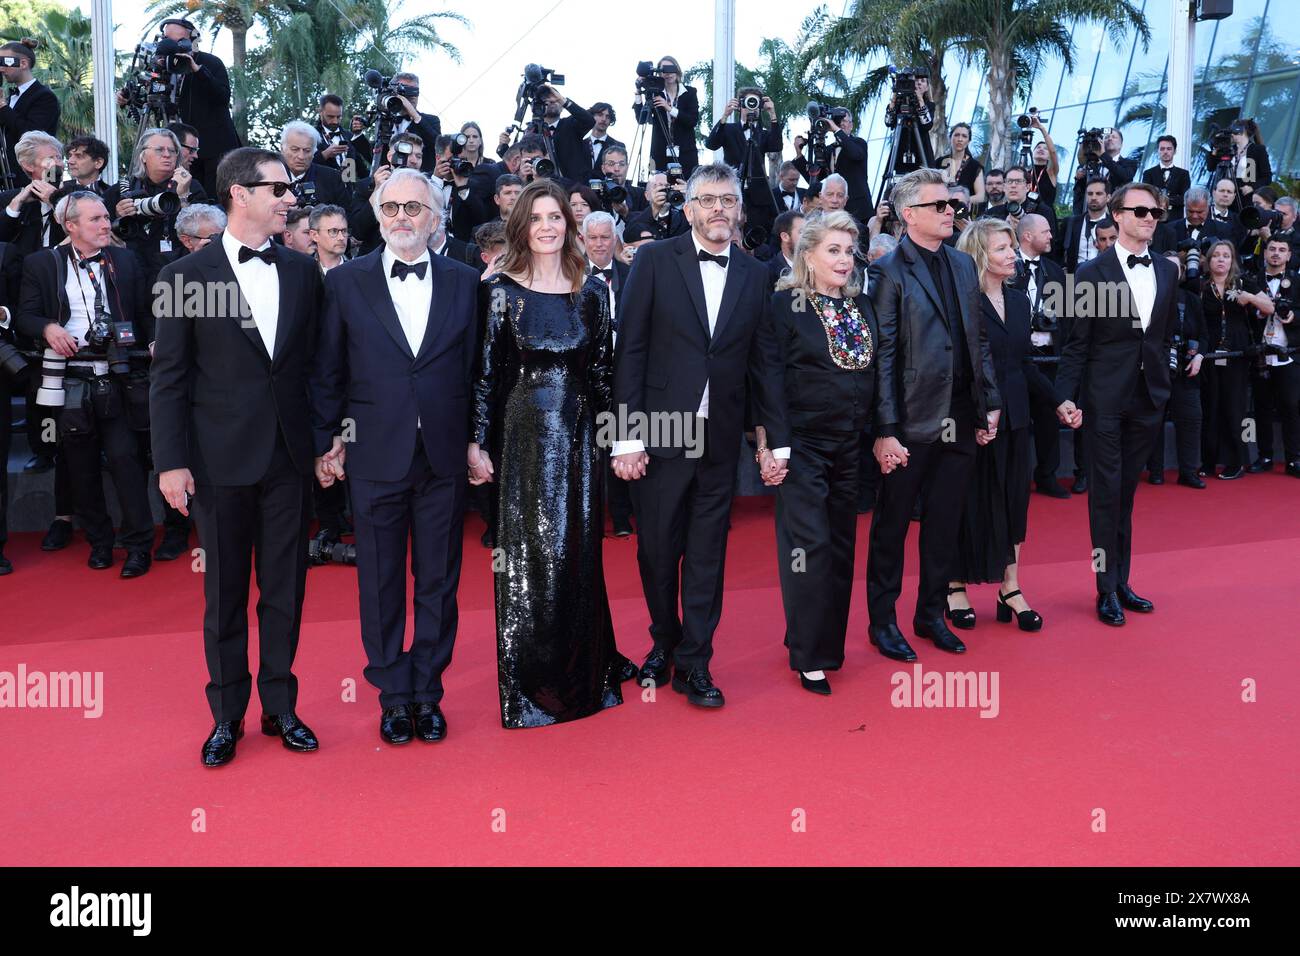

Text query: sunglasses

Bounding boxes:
[1117,205,1166,221]
[242,180,292,197]
[908,198,963,214]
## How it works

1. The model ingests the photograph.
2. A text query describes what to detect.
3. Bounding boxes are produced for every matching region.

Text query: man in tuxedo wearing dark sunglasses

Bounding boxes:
[1054,182,1177,626]
[151,147,325,766]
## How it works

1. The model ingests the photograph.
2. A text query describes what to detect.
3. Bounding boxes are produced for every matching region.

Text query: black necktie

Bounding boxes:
[697,249,729,268]
[1127,254,1152,268]
[390,259,428,281]
[238,245,278,265]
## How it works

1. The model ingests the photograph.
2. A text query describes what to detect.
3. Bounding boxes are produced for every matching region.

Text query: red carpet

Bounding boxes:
[2,475,1297,866]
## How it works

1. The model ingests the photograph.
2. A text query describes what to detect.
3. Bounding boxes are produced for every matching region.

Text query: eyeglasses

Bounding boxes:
[690,194,740,210]
[379,200,433,218]
[1117,205,1167,221]
[184,232,222,243]
[317,227,349,237]
[148,147,178,156]
[181,143,199,154]
[908,198,963,214]
[242,181,292,197]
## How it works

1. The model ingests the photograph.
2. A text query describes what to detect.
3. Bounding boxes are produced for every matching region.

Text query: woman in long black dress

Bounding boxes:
[947,218,1058,631]
[754,210,880,695]
[469,178,625,728]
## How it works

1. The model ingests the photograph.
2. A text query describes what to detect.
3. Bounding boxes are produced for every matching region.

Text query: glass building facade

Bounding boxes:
[848,0,1300,197]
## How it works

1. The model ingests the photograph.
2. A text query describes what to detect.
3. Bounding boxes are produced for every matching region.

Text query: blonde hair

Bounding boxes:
[776,209,862,298]
[956,216,1018,284]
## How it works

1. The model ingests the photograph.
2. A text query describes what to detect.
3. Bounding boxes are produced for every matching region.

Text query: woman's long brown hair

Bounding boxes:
[496,178,587,294]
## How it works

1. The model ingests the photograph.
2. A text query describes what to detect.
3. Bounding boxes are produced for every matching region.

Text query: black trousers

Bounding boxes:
[191,434,311,722]
[1030,355,1062,486]
[1085,381,1164,594]
[61,403,153,552]
[630,427,735,672]
[1147,378,1202,477]
[867,401,978,626]
[1201,358,1250,471]
[1253,361,1300,463]
[312,479,350,535]
[26,386,73,514]
[350,434,464,709]
[605,453,634,530]
[776,429,859,671]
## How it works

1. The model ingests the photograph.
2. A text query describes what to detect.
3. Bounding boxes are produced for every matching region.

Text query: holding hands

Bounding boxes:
[468,443,495,485]
[315,436,347,487]
[874,436,909,475]
[1056,399,1083,429]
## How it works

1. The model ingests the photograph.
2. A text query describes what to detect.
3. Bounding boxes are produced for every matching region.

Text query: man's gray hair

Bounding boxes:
[53,190,106,227]
[371,167,441,221]
[822,173,848,193]
[281,120,321,148]
[948,184,972,202]
[176,202,227,236]
[581,210,617,236]
[1274,196,1297,214]
[868,233,898,259]
[15,130,62,172]
[308,204,347,230]
[889,166,946,213]
[684,162,741,204]
[131,128,180,179]
[1184,185,1211,206]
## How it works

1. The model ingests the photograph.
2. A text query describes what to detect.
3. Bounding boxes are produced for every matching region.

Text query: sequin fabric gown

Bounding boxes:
[472,273,623,728]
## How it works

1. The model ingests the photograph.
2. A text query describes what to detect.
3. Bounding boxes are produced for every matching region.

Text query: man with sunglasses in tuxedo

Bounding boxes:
[151,147,324,767]
[1054,182,1178,626]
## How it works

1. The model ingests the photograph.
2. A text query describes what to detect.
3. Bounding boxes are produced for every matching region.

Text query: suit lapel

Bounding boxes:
[363,250,415,361]
[673,234,711,339]
[413,257,450,366]
[201,240,270,364]
[270,258,297,366]
[711,255,747,343]
[1092,247,1142,336]
[902,238,945,325]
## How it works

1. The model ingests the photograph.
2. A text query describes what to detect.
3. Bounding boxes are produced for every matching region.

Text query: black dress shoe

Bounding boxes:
[23,453,54,473]
[480,529,495,549]
[41,518,73,551]
[944,585,976,630]
[120,550,152,578]
[413,702,447,742]
[996,589,1043,631]
[614,654,638,683]
[0,553,11,575]
[1147,472,1165,485]
[1117,585,1154,613]
[869,624,917,662]
[153,532,189,561]
[799,672,831,695]
[1036,481,1071,498]
[1096,592,1125,626]
[1217,466,1245,480]
[1071,476,1088,494]
[1177,473,1206,489]
[1247,456,1273,473]
[380,704,414,744]
[87,546,113,570]
[260,712,319,751]
[611,519,633,537]
[201,720,244,767]
[1286,461,1300,479]
[637,648,671,687]
[671,668,725,708]
[913,617,967,653]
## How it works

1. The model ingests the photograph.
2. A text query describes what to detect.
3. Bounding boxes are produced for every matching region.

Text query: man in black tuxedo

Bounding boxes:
[1059,176,1113,274]
[612,163,780,708]
[1071,128,1136,215]
[15,191,155,577]
[624,172,690,242]
[766,210,802,291]
[581,103,623,182]
[0,238,20,573]
[313,93,371,183]
[987,166,1058,246]
[866,168,1001,661]
[707,90,783,240]
[310,170,479,745]
[0,39,59,187]
[534,83,595,182]
[384,72,442,175]
[280,121,353,213]
[772,162,805,215]
[1054,182,1178,626]
[792,108,872,221]
[1141,135,1191,223]
[151,147,324,767]
[1152,186,1230,256]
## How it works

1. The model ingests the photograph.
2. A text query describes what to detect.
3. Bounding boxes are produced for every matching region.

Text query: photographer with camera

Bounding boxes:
[280,120,351,211]
[706,87,782,242]
[1143,251,1207,487]
[1071,128,1135,216]
[793,106,873,221]
[313,93,371,183]
[104,128,203,284]
[881,68,935,176]
[1141,135,1191,224]
[936,123,985,206]
[1271,196,1300,271]
[624,169,690,242]
[370,71,440,174]
[1242,235,1299,476]
[1153,186,1230,268]
[0,130,64,255]
[531,80,596,183]
[1059,176,1112,273]
[15,191,155,576]
[581,105,623,183]
[988,166,1058,243]
[1229,119,1271,207]
[1019,113,1060,211]
[62,136,111,199]
[0,39,59,189]
[635,56,700,177]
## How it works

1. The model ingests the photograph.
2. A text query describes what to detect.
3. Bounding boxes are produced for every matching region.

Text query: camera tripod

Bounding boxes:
[876,109,928,201]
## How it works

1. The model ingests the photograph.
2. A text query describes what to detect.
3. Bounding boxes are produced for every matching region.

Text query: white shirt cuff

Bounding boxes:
[611,440,645,457]
[772,447,790,460]
[0,306,9,329]
[5,205,19,218]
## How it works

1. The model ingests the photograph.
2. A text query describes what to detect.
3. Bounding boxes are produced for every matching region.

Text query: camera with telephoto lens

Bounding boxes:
[532,157,557,179]
[307,528,357,567]
[516,63,564,129]
[292,178,318,205]
[1176,235,1212,280]
[1169,330,1192,374]
[35,348,67,407]
[803,101,837,179]
[1077,127,1105,160]
[364,70,417,121]
[740,91,762,113]
[589,178,628,207]
[889,66,925,112]
[1016,108,1039,145]
[1005,200,1024,217]
[0,334,28,384]
[1206,124,1235,167]
[635,61,665,97]
[664,162,685,208]
[448,133,474,177]
[1241,205,1284,231]
[124,187,181,218]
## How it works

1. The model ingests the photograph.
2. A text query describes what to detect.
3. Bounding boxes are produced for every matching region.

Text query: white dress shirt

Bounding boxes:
[1023,255,1053,348]
[65,251,110,375]
[1077,213,1108,266]
[1263,274,1293,367]
[383,247,433,355]
[1115,237,1156,332]
[7,78,35,109]
[221,230,280,357]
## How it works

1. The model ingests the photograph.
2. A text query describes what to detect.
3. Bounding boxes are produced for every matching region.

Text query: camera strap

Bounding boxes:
[71,250,124,372]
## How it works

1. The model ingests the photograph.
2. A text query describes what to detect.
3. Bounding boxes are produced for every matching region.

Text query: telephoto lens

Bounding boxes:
[35,348,68,407]
[130,191,181,218]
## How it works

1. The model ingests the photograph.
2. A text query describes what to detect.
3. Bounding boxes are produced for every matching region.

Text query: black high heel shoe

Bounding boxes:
[996,589,1043,632]
[945,586,976,630]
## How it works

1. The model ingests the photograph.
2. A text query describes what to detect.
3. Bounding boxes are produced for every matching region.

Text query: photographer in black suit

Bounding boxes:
[279,121,352,212]
[1059,176,1113,274]
[865,167,1001,661]
[793,107,873,222]
[1152,186,1230,257]
[881,71,936,176]
[0,39,59,187]
[1071,128,1136,215]
[1054,182,1178,626]
[1145,251,1207,487]
[987,166,1058,246]
[636,56,700,176]
[533,82,595,182]
[1141,135,1191,223]
[581,103,623,182]
[382,72,441,174]
[151,147,324,767]
[772,161,805,214]
[706,88,782,241]
[624,171,689,242]
[313,93,371,183]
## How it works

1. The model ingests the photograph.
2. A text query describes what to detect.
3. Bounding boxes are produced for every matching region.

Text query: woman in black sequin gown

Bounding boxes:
[469,179,624,728]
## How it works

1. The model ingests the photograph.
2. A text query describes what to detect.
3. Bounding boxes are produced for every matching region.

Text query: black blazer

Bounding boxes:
[312,121,371,180]
[756,289,878,448]
[979,288,1056,430]
[395,113,442,174]
[705,119,783,172]
[614,230,778,461]
[588,258,630,322]
[1055,245,1178,414]
[772,185,805,214]
[15,245,153,347]
[291,162,352,211]
[642,85,699,175]
[1059,213,1112,273]
[1007,254,1067,353]
[1141,164,1191,219]
[765,253,794,293]
[793,133,873,220]
[149,237,324,484]
[0,80,59,183]
[0,190,65,257]
[176,51,242,164]
[543,105,596,182]
[582,134,625,182]
[310,248,480,482]
[439,235,485,273]
[1071,153,1137,213]
[1237,142,1272,199]
[867,234,1001,443]
[1151,216,1231,255]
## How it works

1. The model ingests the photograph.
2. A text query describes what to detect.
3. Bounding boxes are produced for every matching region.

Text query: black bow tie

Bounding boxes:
[390,258,428,282]
[697,249,729,268]
[238,245,277,265]
[77,252,104,267]
[590,266,612,280]
[1127,254,1152,268]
